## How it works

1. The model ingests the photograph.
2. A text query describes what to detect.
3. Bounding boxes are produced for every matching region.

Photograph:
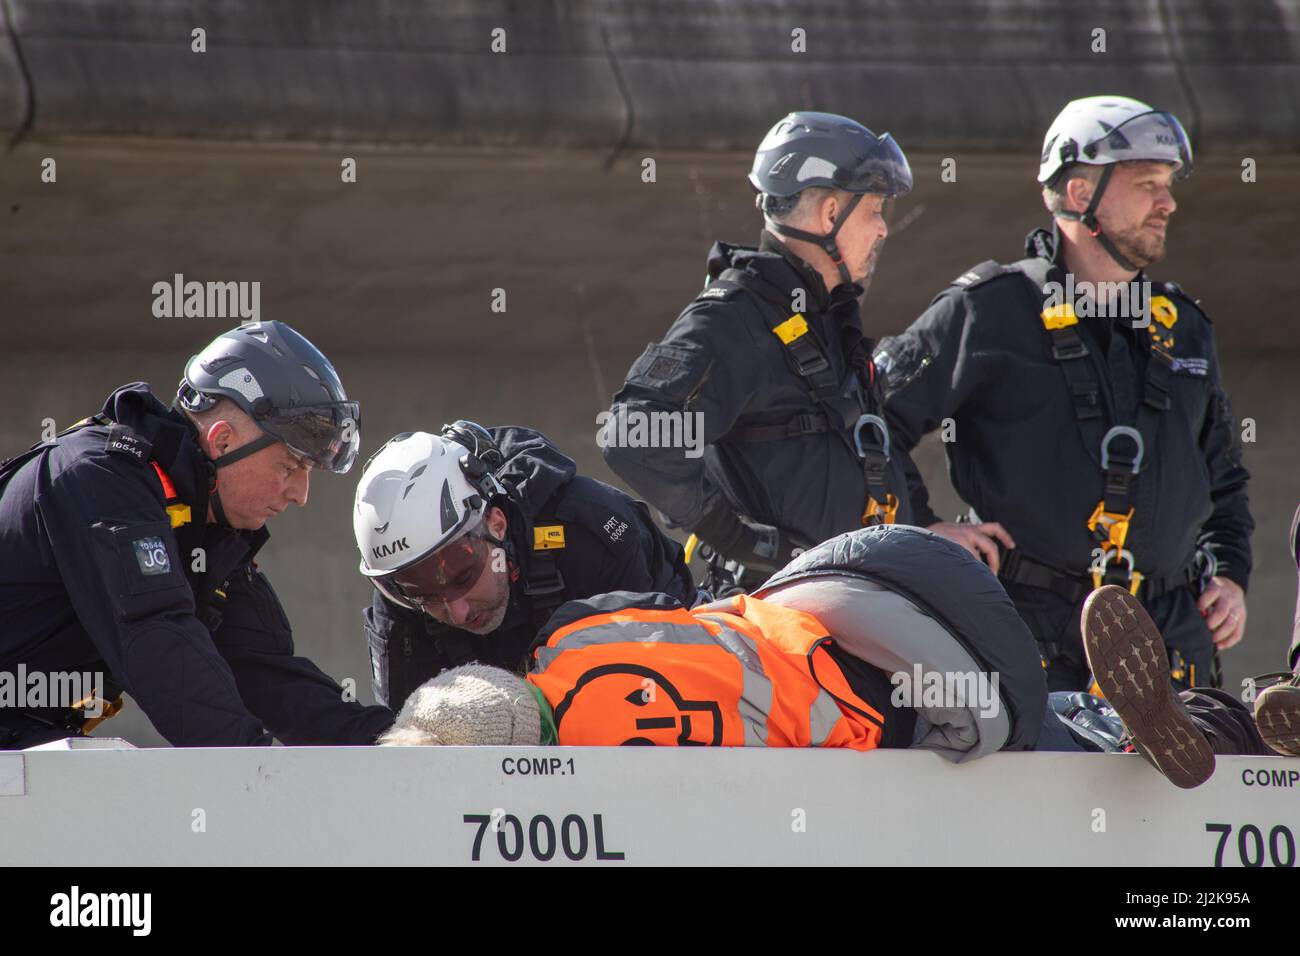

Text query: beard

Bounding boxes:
[857,240,886,291]
[458,570,512,635]
[1103,214,1169,269]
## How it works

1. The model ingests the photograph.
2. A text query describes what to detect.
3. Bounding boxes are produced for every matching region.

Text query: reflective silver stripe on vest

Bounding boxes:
[533,617,722,674]
[699,615,775,747]
[807,684,848,746]
[711,619,846,747]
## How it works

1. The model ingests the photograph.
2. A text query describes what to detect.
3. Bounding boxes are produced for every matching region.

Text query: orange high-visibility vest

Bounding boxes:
[528,594,885,750]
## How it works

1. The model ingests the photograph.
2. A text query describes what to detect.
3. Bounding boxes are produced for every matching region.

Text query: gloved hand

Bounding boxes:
[693,502,813,575]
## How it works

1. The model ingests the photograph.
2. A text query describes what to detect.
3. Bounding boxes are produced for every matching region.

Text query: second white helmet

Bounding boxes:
[353,429,503,580]
[1038,95,1192,186]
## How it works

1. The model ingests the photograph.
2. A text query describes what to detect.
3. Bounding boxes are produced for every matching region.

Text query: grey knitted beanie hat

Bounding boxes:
[378,664,542,746]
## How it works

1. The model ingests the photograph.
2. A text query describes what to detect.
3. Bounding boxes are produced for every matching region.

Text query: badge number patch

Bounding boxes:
[105,424,151,463]
[133,536,172,576]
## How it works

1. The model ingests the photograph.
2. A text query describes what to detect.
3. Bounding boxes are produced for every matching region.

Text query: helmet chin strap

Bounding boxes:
[207,433,278,529]
[765,191,864,289]
[174,398,279,528]
[1056,165,1140,273]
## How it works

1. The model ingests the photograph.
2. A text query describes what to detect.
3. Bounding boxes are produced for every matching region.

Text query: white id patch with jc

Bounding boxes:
[133,536,172,576]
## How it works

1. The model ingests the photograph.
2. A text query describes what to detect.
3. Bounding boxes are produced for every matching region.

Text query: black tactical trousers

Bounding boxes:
[1182,688,1274,756]
[1006,580,1218,693]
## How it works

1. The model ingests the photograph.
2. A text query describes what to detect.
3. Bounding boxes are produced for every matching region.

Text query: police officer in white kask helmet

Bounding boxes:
[355,427,509,626]
[1037,95,1193,271]
[353,422,697,710]
[875,93,1253,697]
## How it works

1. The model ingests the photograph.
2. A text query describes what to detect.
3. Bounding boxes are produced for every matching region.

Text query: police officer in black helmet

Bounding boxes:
[875,95,1253,693]
[603,111,923,592]
[0,321,394,747]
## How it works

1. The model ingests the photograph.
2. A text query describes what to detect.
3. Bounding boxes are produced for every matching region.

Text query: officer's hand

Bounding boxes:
[926,521,1016,573]
[1198,576,1247,650]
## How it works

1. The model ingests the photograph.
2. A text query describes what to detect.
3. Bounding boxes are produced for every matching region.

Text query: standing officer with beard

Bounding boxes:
[604,111,923,593]
[875,95,1253,692]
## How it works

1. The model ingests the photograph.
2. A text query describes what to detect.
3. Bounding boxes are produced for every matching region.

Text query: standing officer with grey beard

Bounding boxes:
[604,112,924,593]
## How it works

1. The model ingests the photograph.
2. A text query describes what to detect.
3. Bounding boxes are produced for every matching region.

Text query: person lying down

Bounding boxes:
[379,526,1292,789]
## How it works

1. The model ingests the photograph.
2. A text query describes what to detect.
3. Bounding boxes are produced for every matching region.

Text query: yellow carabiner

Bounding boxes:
[74,695,124,734]
[862,494,899,527]
[1087,501,1134,552]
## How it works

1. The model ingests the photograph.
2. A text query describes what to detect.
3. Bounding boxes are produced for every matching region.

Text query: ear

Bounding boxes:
[204,420,235,456]
[485,505,508,539]
[1065,174,1095,214]
[819,193,841,232]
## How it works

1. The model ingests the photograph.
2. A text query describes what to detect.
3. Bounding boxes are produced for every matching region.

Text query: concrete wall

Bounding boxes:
[0,139,1296,746]
[2,0,1299,150]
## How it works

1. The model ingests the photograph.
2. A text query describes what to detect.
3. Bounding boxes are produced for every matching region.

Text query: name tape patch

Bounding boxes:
[1170,356,1209,376]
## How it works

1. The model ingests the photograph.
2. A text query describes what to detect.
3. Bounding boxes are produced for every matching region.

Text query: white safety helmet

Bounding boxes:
[1038,95,1192,270]
[353,425,506,611]
[1037,95,1192,186]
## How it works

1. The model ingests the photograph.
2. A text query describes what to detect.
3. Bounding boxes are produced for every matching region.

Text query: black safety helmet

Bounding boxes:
[177,321,361,479]
[749,111,913,287]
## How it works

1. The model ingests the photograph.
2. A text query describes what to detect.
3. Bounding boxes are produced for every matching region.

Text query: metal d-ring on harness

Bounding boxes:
[708,268,899,529]
[853,414,898,526]
[1025,255,1176,597]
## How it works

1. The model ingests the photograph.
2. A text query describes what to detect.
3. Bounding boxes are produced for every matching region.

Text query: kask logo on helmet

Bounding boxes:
[371,538,409,561]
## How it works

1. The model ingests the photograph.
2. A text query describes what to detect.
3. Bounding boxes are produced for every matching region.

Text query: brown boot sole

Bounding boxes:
[1082,586,1216,789]
[1255,684,1300,757]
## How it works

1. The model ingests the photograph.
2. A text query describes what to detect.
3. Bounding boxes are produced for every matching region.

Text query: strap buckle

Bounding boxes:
[1090,547,1144,596]
[1049,329,1089,361]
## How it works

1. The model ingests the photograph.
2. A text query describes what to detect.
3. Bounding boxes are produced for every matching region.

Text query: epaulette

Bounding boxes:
[693,278,744,303]
[950,260,1015,290]
[1149,279,1212,332]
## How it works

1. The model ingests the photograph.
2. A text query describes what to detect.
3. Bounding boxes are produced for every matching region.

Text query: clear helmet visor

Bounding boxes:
[1082,110,1193,180]
[371,529,497,612]
[833,132,914,197]
[258,400,360,474]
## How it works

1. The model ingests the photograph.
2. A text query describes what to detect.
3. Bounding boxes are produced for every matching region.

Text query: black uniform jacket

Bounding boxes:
[0,384,393,746]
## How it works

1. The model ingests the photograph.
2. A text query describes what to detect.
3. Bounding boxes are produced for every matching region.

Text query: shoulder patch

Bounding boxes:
[132,535,172,576]
[550,479,641,556]
[599,513,631,545]
[950,260,1008,290]
[694,280,742,303]
[104,424,152,464]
